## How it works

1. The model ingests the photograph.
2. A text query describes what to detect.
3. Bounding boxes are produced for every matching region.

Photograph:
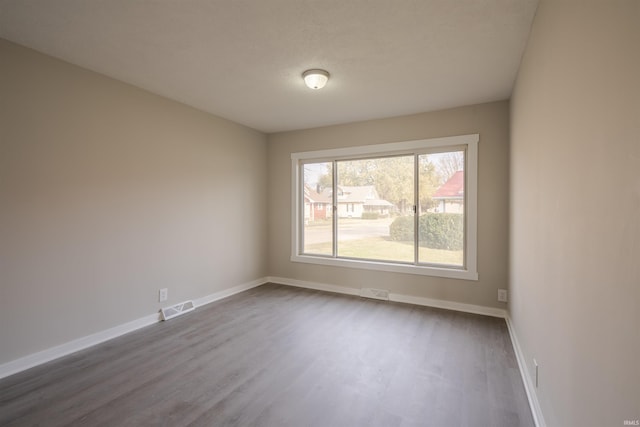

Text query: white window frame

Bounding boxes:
[291,134,478,281]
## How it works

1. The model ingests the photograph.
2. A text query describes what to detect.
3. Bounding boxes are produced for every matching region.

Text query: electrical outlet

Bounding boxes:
[497,289,508,302]
[159,288,168,302]
[534,359,539,387]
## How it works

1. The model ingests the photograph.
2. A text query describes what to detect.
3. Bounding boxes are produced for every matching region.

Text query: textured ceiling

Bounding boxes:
[0,0,538,133]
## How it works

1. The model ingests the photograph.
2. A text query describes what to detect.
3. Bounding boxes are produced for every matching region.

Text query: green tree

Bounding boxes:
[419,157,439,212]
[314,163,332,191]
[335,156,415,213]
[313,155,441,215]
[370,156,414,213]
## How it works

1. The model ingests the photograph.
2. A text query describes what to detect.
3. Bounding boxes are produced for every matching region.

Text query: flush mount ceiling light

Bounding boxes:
[302,69,330,90]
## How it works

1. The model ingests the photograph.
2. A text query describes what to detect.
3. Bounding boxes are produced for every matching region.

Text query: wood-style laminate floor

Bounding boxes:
[0,283,534,427]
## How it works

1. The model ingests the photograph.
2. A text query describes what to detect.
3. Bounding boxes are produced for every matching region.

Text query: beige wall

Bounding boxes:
[0,39,268,364]
[268,101,510,308]
[510,1,640,426]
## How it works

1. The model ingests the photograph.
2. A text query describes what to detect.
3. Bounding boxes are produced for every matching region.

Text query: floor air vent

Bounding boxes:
[360,288,390,301]
[161,300,195,321]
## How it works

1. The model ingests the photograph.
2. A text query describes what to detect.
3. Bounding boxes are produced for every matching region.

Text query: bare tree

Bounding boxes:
[436,152,464,183]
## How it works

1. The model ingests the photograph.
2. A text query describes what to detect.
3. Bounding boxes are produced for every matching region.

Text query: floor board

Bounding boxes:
[0,283,534,427]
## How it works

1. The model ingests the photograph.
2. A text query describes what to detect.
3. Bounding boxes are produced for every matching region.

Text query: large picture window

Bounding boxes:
[292,134,478,280]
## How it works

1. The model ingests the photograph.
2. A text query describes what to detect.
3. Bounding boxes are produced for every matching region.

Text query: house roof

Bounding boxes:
[304,186,331,204]
[321,185,378,203]
[433,171,464,199]
[338,186,379,202]
[320,185,394,206]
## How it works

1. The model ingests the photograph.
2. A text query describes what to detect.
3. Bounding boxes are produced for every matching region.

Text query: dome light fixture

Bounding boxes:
[302,69,330,90]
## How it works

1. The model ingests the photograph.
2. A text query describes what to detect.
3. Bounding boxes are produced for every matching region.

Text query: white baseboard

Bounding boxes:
[0,277,268,380]
[2,274,541,427]
[0,312,160,380]
[269,276,545,422]
[267,276,361,297]
[193,277,267,307]
[505,315,546,427]
[390,293,506,318]
[267,276,507,318]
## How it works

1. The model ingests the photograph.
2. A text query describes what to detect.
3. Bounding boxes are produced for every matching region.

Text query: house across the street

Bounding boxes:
[304,185,395,221]
[303,185,331,222]
[432,170,464,214]
[323,185,394,219]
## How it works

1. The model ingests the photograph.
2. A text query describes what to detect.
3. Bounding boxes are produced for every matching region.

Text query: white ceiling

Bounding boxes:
[0,0,538,133]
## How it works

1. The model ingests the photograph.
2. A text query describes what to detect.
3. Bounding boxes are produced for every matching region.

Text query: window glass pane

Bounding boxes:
[336,156,414,263]
[293,134,478,279]
[302,162,333,255]
[418,151,465,266]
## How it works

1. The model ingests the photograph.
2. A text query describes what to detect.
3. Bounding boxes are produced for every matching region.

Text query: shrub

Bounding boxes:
[419,213,463,250]
[389,216,413,241]
[390,213,464,250]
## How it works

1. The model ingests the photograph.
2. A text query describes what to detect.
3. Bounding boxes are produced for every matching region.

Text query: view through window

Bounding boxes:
[301,151,466,267]
[293,135,478,279]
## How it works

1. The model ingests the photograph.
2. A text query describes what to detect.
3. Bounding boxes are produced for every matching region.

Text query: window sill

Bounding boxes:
[290,254,479,281]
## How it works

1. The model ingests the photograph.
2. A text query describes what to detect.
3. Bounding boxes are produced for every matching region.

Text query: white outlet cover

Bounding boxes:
[497,289,508,302]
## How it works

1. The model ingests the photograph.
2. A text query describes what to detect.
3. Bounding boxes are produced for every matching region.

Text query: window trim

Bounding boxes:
[291,134,479,281]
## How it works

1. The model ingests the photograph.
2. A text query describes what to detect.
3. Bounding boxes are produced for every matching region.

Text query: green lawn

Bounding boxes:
[304,237,463,266]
